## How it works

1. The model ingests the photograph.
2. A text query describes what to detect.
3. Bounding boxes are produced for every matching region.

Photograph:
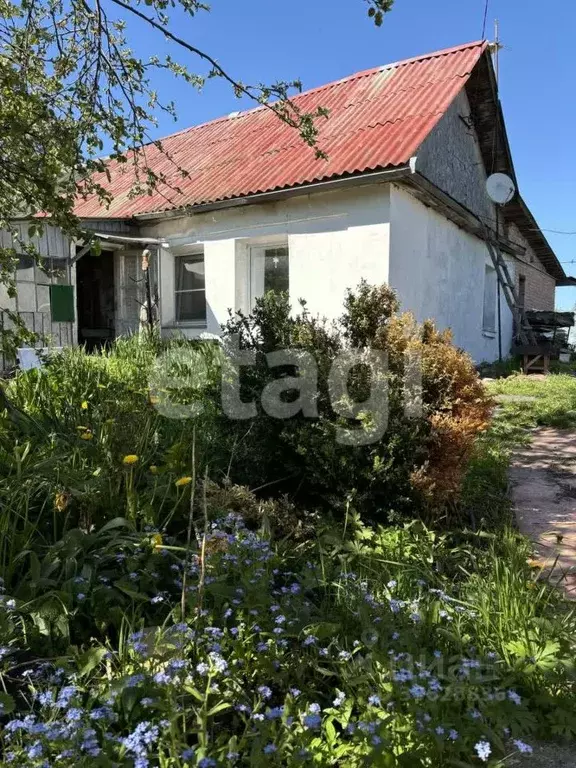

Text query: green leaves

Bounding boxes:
[367,0,395,26]
[0,692,15,715]
[506,637,564,671]
[76,646,108,678]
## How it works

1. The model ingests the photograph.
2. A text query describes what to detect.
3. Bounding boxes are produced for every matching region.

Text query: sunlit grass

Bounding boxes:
[486,373,576,430]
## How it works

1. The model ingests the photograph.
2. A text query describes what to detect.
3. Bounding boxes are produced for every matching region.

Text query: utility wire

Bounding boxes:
[536,229,576,236]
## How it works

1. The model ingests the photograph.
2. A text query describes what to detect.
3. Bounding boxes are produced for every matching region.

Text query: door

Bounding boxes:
[76,249,115,350]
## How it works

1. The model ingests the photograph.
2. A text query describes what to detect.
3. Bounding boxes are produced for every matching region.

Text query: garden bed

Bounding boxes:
[1,293,575,765]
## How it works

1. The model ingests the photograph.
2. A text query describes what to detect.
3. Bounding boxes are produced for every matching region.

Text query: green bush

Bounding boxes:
[219,282,492,525]
[1,283,493,537]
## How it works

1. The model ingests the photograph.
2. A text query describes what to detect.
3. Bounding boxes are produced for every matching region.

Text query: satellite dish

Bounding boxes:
[486,173,516,205]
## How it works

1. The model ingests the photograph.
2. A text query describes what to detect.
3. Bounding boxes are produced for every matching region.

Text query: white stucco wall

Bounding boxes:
[139,180,512,363]
[388,184,514,364]
[140,184,391,336]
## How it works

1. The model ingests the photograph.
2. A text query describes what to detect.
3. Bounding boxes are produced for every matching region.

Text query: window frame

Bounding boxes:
[482,264,498,335]
[249,242,289,308]
[518,274,526,310]
[174,249,207,326]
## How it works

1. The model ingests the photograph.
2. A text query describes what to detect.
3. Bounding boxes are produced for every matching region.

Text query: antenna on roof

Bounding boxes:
[494,19,500,83]
[489,19,503,84]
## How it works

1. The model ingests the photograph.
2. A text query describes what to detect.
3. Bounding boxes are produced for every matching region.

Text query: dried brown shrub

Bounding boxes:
[403,320,493,511]
[363,303,494,513]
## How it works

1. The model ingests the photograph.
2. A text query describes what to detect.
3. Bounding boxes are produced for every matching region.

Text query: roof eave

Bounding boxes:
[504,194,567,282]
[557,277,576,288]
[465,49,566,283]
[132,164,413,222]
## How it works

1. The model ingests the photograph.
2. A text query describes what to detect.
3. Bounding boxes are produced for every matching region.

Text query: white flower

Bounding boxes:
[474,740,491,762]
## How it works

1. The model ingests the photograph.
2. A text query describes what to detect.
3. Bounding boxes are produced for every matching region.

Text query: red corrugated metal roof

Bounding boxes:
[75,40,488,219]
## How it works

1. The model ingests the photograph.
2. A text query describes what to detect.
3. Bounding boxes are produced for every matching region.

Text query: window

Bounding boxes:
[175,252,206,323]
[482,265,498,333]
[518,274,526,309]
[16,254,35,282]
[250,245,289,305]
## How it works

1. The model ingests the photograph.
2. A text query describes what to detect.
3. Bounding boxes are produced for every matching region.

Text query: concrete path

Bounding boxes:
[510,427,576,598]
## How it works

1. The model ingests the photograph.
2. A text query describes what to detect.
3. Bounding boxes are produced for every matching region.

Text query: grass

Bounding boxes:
[458,425,513,529]
[487,373,576,430]
[459,373,576,532]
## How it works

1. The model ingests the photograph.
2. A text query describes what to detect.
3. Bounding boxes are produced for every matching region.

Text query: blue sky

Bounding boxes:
[129,0,576,309]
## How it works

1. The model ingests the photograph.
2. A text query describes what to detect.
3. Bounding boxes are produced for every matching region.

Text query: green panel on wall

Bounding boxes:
[50,284,75,322]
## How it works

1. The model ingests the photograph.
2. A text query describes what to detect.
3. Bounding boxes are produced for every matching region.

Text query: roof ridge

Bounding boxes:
[380,39,487,70]
[137,40,488,149]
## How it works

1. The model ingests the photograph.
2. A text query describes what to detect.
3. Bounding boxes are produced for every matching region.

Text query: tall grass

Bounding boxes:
[0,336,224,575]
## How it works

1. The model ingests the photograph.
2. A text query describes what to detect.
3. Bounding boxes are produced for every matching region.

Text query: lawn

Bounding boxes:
[487,373,576,431]
[0,300,575,766]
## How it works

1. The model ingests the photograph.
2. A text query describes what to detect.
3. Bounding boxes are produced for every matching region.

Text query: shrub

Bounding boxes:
[220,282,492,525]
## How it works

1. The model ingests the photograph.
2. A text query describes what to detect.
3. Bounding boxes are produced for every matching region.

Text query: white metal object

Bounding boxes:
[17,347,63,370]
[486,173,516,205]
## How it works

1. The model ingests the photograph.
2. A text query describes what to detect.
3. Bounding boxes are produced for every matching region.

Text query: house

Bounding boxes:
[3,40,572,368]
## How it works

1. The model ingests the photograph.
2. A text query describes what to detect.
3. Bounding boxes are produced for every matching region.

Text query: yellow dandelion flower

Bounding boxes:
[80,431,94,441]
[527,558,545,569]
[81,400,89,410]
[151,533,163,548]
[54,492,69,512]
[122,454,139,466]
[149,465,159,474]
[149,395,160,405]
[175,476,193,487]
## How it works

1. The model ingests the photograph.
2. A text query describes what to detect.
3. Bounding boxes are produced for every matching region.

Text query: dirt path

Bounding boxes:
[508,424,576,763]
[510,427,576,598]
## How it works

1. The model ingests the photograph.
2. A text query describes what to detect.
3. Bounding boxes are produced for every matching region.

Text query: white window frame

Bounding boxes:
[482,264,498,335]
[248,242,289,309]
[174,248,206,325]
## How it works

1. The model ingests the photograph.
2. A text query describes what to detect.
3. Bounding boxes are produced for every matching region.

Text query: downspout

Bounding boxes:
[496,208,503,361]
[497,281,502,361]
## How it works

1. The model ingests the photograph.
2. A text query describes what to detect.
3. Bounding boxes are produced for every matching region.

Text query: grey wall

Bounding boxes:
[415,90,557,316]
[0,222,75,369]
[415,90,496,224]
